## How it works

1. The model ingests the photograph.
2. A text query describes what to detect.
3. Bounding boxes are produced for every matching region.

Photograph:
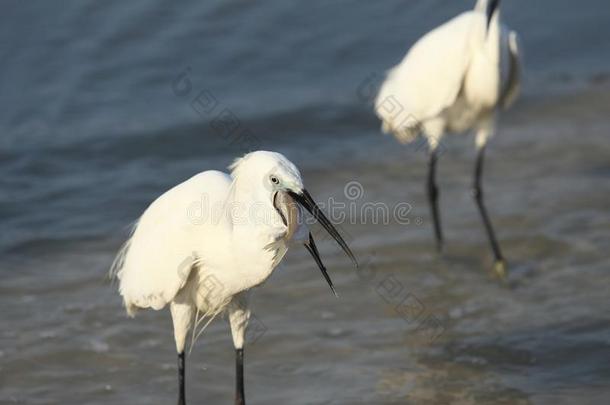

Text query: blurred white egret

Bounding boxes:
[110,151,357,405]
[375,0,521,277]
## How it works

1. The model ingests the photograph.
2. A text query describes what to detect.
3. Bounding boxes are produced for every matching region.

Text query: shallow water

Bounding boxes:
[2,1,610,404]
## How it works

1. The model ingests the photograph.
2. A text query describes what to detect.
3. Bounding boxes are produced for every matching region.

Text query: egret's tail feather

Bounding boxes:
[186,270,233,353]
[381,116,420,145]
[108,221,139,282]
[381,121,392,135]
[108,239,131,282]
[188,301,228,354]
[381,121,420,145]
[125,302,139,317]
[393,126,420,144]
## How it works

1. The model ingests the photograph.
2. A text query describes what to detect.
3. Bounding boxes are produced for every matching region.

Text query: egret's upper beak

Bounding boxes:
[288,189,358,268]
[486,0,500,30]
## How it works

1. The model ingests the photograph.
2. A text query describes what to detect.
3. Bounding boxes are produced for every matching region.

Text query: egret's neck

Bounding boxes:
[474,0,488,13]
[484,12,501,61]
[227,173,282,236]
[220,172,286,292]
[464,11,502,108]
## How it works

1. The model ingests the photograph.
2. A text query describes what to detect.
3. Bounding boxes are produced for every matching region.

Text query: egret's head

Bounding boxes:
[229,150,358,291]
[230,150,304,194]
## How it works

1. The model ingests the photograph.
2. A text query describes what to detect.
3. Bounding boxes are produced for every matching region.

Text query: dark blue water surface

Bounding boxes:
[2,0,609,254]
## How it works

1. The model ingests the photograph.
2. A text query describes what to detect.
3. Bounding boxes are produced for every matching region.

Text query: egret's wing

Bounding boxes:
[375,12,485,139]
[500,29,521,109]
[111,171,232,316]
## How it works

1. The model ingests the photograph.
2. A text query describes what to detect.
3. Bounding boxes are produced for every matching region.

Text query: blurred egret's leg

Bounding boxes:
[473,146,506,278]
[177,352,186,405]
[427,149,443,252]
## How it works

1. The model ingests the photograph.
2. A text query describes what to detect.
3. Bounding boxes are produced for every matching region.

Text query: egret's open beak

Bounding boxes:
[486,0,500,30]
[304,232,337,297]
[288,189,358,268]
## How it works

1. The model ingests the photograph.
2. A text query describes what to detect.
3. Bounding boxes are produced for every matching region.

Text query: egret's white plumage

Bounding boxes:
[374,0,520,277]
[375,0,521,149]
[110,150,356,404]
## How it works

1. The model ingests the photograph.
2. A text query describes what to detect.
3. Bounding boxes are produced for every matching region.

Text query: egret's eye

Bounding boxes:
[270,175,280,185]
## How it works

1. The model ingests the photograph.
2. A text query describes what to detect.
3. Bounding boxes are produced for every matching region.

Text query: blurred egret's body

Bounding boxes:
[375,0,520,276]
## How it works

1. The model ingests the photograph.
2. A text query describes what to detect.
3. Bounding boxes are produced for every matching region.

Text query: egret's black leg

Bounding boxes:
[235,348,245,405]
[427,149,443,252]
[177,352,186,405]
[473,146,506,278]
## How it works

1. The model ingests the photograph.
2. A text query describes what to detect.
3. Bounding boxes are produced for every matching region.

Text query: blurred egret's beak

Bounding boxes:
[288,189,358,268]
[304,233,337,297]
[486,0,500,30]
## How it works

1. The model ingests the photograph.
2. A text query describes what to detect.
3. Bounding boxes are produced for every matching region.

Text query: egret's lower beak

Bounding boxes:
[486,0,500,30]
[304,232,337,297]
[288,189,358,268]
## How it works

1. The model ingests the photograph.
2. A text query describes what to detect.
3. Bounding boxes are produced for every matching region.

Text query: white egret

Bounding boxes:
[375,0,521,277]
[110,151,357,405]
